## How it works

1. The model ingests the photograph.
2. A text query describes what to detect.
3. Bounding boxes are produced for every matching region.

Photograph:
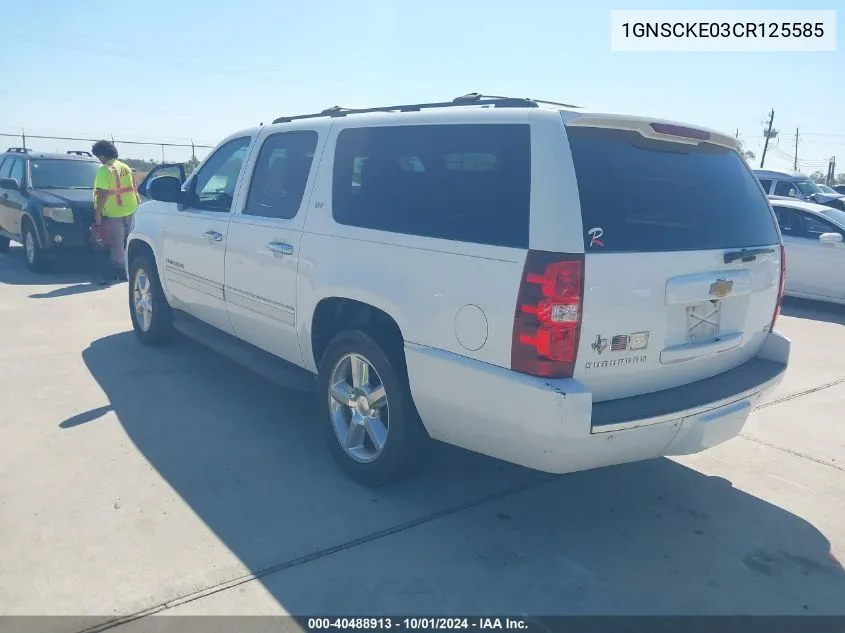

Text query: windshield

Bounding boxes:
[794,179,822,196]
[29,159,100,189]
[566,126,779,252]
[817,184,835,193]
[820,208,845,229]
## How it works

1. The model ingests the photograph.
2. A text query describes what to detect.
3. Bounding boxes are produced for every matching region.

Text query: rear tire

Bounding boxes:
[318,329,427,487]
[22,223,46,272]
[128,254,174,346]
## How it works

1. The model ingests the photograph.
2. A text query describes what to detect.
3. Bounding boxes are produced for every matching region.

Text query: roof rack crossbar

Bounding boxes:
[271,93,547,124]
[67,150,93,157]
[6,147,30,153]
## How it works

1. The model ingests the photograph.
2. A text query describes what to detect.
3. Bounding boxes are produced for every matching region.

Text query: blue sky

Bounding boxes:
[1,0,842,174]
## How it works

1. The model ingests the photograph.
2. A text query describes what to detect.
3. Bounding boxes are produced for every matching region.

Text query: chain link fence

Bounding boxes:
[0,132,216,165]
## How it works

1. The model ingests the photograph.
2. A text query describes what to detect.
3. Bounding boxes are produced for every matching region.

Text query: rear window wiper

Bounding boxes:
[723,247,775,264]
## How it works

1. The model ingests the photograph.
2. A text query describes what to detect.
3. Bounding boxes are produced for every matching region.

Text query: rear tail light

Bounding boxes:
[770,244,786,332]
[511,251,584,378]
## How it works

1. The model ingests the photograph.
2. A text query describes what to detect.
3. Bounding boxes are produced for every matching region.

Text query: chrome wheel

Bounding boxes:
[328,353,389,463]
[133,268,153,332]
[24,231,35,264]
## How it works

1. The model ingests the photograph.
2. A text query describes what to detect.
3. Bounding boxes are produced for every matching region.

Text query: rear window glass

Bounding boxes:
[566,127,779,253]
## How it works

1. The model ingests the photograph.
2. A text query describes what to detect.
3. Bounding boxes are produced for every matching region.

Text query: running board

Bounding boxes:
[172,310,317,393]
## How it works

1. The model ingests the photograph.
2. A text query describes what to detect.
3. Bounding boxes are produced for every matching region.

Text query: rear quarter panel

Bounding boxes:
[296,110,536,374]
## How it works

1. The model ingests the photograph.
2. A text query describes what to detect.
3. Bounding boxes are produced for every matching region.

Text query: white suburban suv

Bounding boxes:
[128,93,790,486]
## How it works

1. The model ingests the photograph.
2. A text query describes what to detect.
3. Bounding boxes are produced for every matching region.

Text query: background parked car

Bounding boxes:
[0,147,99,271]
[768,195,845,306]
[755,168,845,211]
[832,184,845,195]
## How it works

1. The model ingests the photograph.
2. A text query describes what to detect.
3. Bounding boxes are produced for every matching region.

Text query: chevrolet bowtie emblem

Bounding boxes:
[709,279,733,298]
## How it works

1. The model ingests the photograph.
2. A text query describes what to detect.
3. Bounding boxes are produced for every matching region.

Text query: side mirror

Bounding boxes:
[0,178,19,191]
[819,232,843,245]
[148,176,183,204]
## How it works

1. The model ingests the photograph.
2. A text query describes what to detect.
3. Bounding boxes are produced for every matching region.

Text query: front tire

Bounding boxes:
[22,223,46,272]
[318,330,426,487]
[129,254,173,346]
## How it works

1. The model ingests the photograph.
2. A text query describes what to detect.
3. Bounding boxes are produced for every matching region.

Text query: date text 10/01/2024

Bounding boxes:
[306,618,529,631]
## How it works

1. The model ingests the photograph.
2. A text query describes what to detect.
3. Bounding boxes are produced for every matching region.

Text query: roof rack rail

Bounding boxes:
[270,92,573,124]
[6,147,30,153]
[465,93,580,109]
[67,150,93,157]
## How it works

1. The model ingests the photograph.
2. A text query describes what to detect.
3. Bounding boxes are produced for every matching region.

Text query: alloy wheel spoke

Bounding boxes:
[344,416,367,449]
[330,381,354,406]
[366,383,387,409]
[350,356,369,388]
[364,416,388,451]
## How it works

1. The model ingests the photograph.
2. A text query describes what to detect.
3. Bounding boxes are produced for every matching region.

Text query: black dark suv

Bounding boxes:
[0,147,100,271]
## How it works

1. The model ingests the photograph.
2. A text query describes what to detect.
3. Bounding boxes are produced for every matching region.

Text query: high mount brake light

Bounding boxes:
[511,251,584,378]
[650,122,710,141]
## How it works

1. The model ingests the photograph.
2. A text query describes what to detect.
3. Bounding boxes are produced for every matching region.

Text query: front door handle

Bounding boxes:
[266,241,294,256]
[203,230,223,242]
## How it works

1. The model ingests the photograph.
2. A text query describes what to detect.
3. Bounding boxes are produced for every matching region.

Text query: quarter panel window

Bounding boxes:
[332,124,531,248]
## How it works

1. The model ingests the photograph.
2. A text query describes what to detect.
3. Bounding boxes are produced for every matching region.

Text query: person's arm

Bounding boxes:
[94,190,107,225]
[93,167,108,225]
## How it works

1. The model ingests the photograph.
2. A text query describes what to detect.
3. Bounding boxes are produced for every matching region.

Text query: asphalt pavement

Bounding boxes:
[0,243,843,632]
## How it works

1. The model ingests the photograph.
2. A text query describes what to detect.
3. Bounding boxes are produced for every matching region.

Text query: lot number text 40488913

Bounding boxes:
[306,618,529,631]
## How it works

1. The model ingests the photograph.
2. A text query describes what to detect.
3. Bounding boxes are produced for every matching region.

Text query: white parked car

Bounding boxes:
[127,93,790,486]
[769,196,845,305]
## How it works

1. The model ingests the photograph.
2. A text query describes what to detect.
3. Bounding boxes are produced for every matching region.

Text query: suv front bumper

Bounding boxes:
[404,331,789,474]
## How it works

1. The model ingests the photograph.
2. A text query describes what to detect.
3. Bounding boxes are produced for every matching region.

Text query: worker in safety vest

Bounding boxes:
[91,140,140,283]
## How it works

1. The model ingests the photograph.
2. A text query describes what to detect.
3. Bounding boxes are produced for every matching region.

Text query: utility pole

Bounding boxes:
[760,109,776,169]
[793,127,800,171]
[21,128,26,150]
[828,157,837,186]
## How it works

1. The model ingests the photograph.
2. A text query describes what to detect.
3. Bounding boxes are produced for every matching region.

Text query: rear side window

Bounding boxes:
[245,130,318,219]
[332,124,530,248]
[774,180,796,197]
[757,178,772,193]
[566,127,779,253]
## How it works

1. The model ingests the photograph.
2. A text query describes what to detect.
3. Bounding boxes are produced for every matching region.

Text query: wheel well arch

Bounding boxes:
[310,297,406,370]
[127,238,155,268]
[20,213,43,246]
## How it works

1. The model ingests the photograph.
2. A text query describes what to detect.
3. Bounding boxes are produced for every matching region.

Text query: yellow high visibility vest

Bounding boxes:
[93,159,139,218]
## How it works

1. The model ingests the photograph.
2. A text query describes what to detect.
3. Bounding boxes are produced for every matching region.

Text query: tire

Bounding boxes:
[22,222,47,272]
[318,329,427,487]
[128,253,174,346]
[0,236,9,253]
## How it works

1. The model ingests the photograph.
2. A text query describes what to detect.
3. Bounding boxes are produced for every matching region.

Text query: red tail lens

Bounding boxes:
[650,122,711,141]
[512,251,584,378]
[770,244,786,332]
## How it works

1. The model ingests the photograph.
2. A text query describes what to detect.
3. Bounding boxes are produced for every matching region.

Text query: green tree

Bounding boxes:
[809,171,827,184]
[736,138,755,163]
[185,155,200,176]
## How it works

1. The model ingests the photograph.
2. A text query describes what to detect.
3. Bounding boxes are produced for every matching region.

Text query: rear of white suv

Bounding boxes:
[403,108,789,475]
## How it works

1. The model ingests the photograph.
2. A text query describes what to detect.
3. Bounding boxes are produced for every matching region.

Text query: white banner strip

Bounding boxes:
[610,10,837,52]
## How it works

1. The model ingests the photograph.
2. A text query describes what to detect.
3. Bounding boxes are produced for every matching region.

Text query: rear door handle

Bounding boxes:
[203,230,223,242]
[266,241,294,256]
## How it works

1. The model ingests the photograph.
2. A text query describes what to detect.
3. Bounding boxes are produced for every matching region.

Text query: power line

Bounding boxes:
[0,132,215,149]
